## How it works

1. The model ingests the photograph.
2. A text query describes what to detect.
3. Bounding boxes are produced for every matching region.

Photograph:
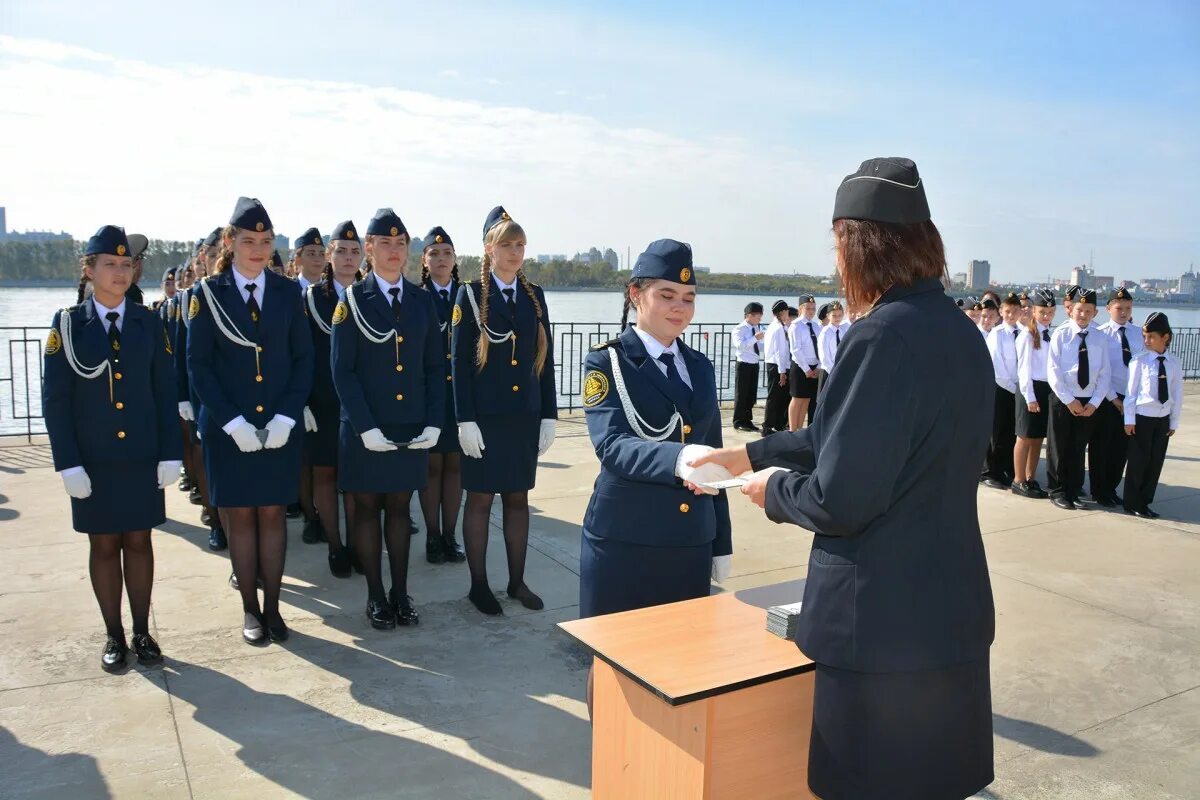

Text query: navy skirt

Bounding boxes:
[71,460,165,534]
[1015,379,1050,439]
[432,394,460,454]
[337,420,428,493]
[305,403,341,468]
[203,424,303,508]
[809,656,994,800]
[461,413,540,494]
[579,530,712,618]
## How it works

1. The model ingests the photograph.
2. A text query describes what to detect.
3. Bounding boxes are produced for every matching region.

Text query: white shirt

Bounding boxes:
[373,271,404,303]
[92,296,126,332]
[232,267,266,309]
[633,326,692,389]
[333,281,348,299]
[430,279,454,302]
[1098,319,1144,400]
[987,322,1021,393]
[297,275,312,292]
[789,316,821,370]
[1047,320,1109,408]
[1125,350,1183,429]
[491,272,518,305]
[763,320,792,371]
[733,320,761,364]
[1016,323,1052,404]
[817,322,848,371]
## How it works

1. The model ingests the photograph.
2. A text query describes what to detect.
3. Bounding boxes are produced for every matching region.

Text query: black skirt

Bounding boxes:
[337,420,428,493]
[70,460,165,534]
[461,413,540,494]
[788,365,818,399]
[305,403,341,468]
[578,530,711,618]
[1015,380,1050,439]
[809,656,994,800]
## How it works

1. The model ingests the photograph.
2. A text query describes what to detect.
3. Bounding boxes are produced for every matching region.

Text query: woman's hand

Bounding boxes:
[688,445,752,477]
[741,467,789,509]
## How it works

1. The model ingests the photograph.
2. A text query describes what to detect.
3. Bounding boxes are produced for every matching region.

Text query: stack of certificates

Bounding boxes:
[766,601,803,641]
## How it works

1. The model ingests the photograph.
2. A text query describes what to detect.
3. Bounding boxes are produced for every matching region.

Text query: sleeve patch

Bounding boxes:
[332,301,349,325]
[188,295,200,320]
[582,370,609,407]
[451,304,463,326]
[45,328,62,356]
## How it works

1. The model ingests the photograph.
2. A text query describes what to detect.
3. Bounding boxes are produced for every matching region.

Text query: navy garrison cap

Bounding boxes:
[633,239,695,285]
[1002,291,1021,305]
[85,225,130,257]
[366,208,407,237]
[981,299,999,311]
[1065,285,1081,301]
[127,234,149,260]
[482,206,513,240]
[295,227,323,249]
[193,238,204,254]
[229,197,272,232]
[771,299,788,315]
[1077,289,1098,305]
[799,294,815,304]
[332,220,359,243]
[1108,287,1132,303]
[424,226,454,249]
[833,157,931,225]
[1143,311,1171,335]
[817,303,831,321]
[1031,289,1056,307]
[161,266,177,282]
[203,227,222,248]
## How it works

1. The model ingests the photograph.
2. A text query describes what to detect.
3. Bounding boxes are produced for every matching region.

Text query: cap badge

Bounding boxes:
[435,235,444,244]
[255,222,264,232]
[116,244,126,256]
[345,229,354,239]
[679,268,691,283]
[390,226,399,236]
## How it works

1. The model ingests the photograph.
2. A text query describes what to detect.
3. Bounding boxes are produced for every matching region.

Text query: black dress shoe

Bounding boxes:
[265,614,289,643]
[1130,509,1154,519]
[1010,482,1033,498]
[409,514,421,536]
[131,633,163,665]
[426,533,446,564]
[301,517,325,544]
[982,478,1010,490]
[441,532,466,563]
[1051,496,1075,510]
[1026,480,1049,499]
[286,503,302,519]
[389,589,419,626]
[1095,496,1116,508]
[760,427,774,437]
[328,548,352,578]
[200,508,214,527]
[366,599,396,630]
[468,582,504,616]
[1144,506,1160,519]
[732,423,755,432]
[242,612,268,646]
[507,582,544,611]
[1111,493,1124,506]
[208,527,227,551]
[178,477,191,492]
[101,635,128,673]
[1072,499,1089,510]
[189,487,203,505]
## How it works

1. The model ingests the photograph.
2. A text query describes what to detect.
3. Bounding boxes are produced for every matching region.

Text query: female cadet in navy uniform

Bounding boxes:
[417,226,467,565]
[693,159,996,800]
[578,239,734,707]
[43,226,182,672]
[451,206,557,615]
[331,209,443,630]
[303,221,362,577]
[292,226,327,544]
[188,198,314,645]
[172,257,195,493]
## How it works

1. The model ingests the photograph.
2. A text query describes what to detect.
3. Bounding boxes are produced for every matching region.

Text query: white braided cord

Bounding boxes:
[345,284,395,344]
[606,348,681,442]
[464,285,514,344]
[197,279,257,350]
[58,310,111,381]
[306,286,332,335]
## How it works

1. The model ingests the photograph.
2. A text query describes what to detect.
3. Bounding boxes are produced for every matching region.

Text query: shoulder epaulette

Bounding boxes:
[590,338,620,352]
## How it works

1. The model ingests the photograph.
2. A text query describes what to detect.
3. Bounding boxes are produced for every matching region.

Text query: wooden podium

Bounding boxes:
[559,581,816,799]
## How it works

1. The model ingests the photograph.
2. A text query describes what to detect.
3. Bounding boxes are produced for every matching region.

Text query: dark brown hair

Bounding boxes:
[833,219,946,310]
[75,255,99,303]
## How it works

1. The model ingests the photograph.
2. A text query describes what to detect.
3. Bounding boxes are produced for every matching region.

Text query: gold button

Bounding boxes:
[117,431,126,439]
[255,405,264,413]
[683,424,692,435]
[396,364,404,372]
[396,335,404,343]
[512,385,519,392]
[114,372,123,380]
[255,375,263,382]
[396,394,404,401]
[445,353,451,360]
[511,360,518,366]
[679,503,689,513]
[115,402,124,410]
[256,346,263,352]
[446,375,452,382]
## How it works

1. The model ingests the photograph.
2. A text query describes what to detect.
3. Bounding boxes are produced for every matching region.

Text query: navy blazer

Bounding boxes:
[173,288,193,404]
[747,278,995,673]
[304,281,341,417]
[43,300,181,470]
[581,327,732,554]
[186,269,314,436]
[425,279,459,384]
[451,280,558,422]
[331,276,445,435]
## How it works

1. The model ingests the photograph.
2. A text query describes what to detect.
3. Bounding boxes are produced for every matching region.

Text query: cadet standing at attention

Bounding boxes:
[788,294,821,430]
[1012,289,1056,499]
[1090,287,1142,507]
[982,292,1022,489]
[760,299,791,436]
[293,226,329,542]
[187,197,315,645]
[43,225,182,673]
[731,301,764,433]
[1123,312,1183,518]
[452,206,558,615]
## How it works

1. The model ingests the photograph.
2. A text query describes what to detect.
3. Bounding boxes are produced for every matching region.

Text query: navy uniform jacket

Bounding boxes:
[186,270,314,438]
[748,278,995,673]
[451,280,558,422]
[174,289,193,405]
[331,277,445,434]
[427,280,459,385]
[581,327,732,554]
[159,294,180,364]
[43,301,182,470]
[303,282,340,419]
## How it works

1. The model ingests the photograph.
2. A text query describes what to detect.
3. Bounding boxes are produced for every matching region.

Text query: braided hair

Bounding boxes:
[211,225,238,275]
[474,220,548,376]
[75,255,98,304]
[619,278,656,331]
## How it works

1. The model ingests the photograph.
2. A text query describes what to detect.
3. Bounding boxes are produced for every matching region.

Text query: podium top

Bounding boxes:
[558,581,815,706]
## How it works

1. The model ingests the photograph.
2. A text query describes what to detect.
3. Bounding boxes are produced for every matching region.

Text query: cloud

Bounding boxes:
[438,68,460,79]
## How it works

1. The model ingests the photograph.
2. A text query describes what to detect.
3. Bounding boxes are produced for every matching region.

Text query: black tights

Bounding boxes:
[418,452,462,538]
[88,530,153,639]
[225,506,287,625]
[313,466,354,553]
[350,492,413,602]
[463,491,530,591]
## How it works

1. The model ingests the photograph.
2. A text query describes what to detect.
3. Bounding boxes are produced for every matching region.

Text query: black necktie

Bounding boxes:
[1157,356,1169,403]
[1042,328,1050,343]
[388,287,401,321]
[658,352,690,394]
[502,287,516,313]
[1077,331,1089,388]
[835,328,841,346]
[807,322,819,359]
[1012,328,1019,339]
[245,283,260,326]
[1119,326,1132,366]
[439,289,449,306]
[106,311,121,361]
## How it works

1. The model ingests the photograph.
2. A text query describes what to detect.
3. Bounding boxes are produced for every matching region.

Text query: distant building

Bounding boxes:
[952,272,967,286]
[967,260,991,290]
[1140,278,1174,292]
[536,254,567,263]
[1071,265,1091,289]
[1178,269,1198,297]
[1091,275,1114,290]
[273,234,290,253]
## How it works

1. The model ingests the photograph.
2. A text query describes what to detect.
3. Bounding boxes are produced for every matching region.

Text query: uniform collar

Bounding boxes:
[92,295,126,321]
[632,325,681,362]
[431,279,453,294]
[373,271,404,299]
[232,266,264,295]
[491,272,518,293]
[334,281,348,299]
[297,275,311,291]
[1069,320,1090,335]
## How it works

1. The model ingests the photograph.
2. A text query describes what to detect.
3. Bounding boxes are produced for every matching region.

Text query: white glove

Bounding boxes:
[303,406,318,432]
[178,401,195,421]
[675,444,734,495]
[407,426,441,450]
[228,419,264,453]
[538,419,557,456]
[712,555,732,583]
[361,428,398,452]
[458,421,485,459]
[61,468,92,499]
[263,416,293,449]
[157,460,183,490]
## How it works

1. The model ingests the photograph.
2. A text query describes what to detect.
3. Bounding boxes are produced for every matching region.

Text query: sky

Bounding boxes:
[0,0,1197,283]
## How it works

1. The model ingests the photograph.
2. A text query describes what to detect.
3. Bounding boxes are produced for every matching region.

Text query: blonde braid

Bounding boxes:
[517,269,548,376]
[212,225,237,275]
[476,252,492,370]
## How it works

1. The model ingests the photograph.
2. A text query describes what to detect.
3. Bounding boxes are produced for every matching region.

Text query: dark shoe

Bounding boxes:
[367,600,396,630]
[507,582,545,611]
[1026,480,1049,499]
[200,508,214,527]
[389,589,420,626]
[441,532,466,563]
[1144,506,1160,519]
[242,612,268,646]
[745,422,761,432]
[426,532,446,564]
[178,477,191,492]
[733,423,755,432]
[286,503,302,519]
[1010,482,1033,498]
[982,478,1010,490]
[328,548,352,578]
[301,517,325,544]
[1111,493,1124,506]
[1072,500,1089,510]
[468,582,504,616]
[1051,496,1075,510]
[1130,509,1154,519]
[208,526,227,551]
[101,635,127,673]
[131,633,163,665]
[409,514,421,536]
[760,427,774,437]
[266,614,289,643]
[189,487,202,505]
[1095,496,1116,508]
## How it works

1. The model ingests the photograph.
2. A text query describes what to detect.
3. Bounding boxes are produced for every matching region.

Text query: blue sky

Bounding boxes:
[1,0,1196,283]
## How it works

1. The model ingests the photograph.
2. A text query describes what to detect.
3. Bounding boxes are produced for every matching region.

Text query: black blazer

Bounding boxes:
[747,278,996,673]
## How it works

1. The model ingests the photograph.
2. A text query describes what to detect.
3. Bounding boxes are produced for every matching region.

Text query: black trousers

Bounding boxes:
[733,362,760,427]
[764,365,789,432]
[1046,394,1097,501]
[1124,414,1170,512]
[984,387,1016,484]
[1088,398,1128,499]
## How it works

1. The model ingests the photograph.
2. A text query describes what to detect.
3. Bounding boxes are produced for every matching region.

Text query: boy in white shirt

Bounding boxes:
[983,292,1022,488]
[1089,287,1143,506]
[1123,312,1183,518]
[761,300,791,436]
[732,302,764,432]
